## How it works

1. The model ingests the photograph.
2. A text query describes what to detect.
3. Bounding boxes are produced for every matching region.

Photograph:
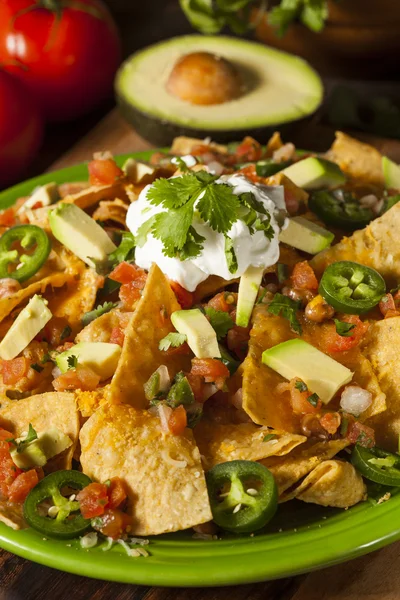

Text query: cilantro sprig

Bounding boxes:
[8,424,38,454]
[267,293,302,335]
[334,319,356,337]
[81,301,118,327]
[159,332,187,352]
[205,307,234,340]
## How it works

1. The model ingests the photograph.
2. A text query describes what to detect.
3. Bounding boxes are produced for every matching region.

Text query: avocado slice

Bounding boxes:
[382,156,400,190]
[55,342,122,380]
[0,295,52,361]
[171,308,221,359]
[236,265,264,328]
[16,182,59,216]
[262,339,353,404]
[279,217,334,254]
[280,157,346,190]
[49,203,116,269]
[115,35,323,145]
[10,428,72,469]
[11,442,47,470]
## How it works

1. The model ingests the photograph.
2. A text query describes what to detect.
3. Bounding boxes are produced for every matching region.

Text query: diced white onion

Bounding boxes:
[203,383,218,401]
[340,386,372,416]
[157,365,171,393]
[158,403,173,432]
[171,155,197,168]
[207,161,224,176]
[273,143,295,163]
[80,532,98,549]
[52,366,62,378]
[359,194,378,208]
[231,388,243,410]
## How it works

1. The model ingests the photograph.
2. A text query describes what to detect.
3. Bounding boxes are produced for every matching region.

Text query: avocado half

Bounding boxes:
[115,35,323,146]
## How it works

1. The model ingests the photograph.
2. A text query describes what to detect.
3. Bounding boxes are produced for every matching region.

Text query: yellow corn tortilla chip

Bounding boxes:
[76,309,133,344]
[265,172,309,207]
[242,305,385,431]
[265,131,283,157]
[106,263,191,407]
[363,317,400,451]
[61,181,129,210]
[194,419,306,469]
[311,202,400,286]
[92,199,129,226]
[170,136,227,155]
[0,501,26,530]
[0,392,80,470]
[262,439,349,496]
[283,460,366,508]
[326,131,384,188]
[75,387,109,418]
[80,402,212,536]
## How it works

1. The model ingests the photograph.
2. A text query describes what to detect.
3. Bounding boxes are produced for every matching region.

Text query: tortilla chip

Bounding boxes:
[106,263,191,408]
[0,392,80,470]
[264,172,308,208]
[76,310,133,344]
[363,317,400,450]
[80,402,212,536]
[311,203,400,286]
[75,387,109,418]
[265,132,283,157]
[194,419,305,469]
[170,137,227,155]
[326,131,384,188]
[284,460,366,508]
[0,501,26,530]
[61,181,129,210]
[261,439,349,496]
[92,199,129,226]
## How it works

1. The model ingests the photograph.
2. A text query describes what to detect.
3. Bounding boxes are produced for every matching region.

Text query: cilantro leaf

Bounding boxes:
[295,380,308,392]
[81,302,118,327]
[147,174,202,209]
[178,226,205,260]
[159,332,187,351]
[30,363,43,373]
[108,232,135,267]
[152,205,194,258]
[224,236,238,274]
[136,215,157,248]
[307,393,319,407]
[267,293,302,335]
[172,156,190,172]
[277,263,289,283]
[205,306,234,340]
[8,423,38,453]
[60,325,72,341]
[238,191,267,215]
[253,216,274,241]
[334,319,356,337]
[67,355,78,370]
[263,433,277,442]
[197,182,240,234]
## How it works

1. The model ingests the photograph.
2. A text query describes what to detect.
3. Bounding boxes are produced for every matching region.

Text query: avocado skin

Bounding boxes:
[116,93,303,147]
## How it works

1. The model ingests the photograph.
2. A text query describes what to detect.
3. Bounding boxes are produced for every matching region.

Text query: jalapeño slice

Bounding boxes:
[319,261,385,314]
[351,445,400,487]
[24,470,92,539]
[309,190,374,231]
[206,460,277,533]
[0,225,51,283]
[255,159,292,178]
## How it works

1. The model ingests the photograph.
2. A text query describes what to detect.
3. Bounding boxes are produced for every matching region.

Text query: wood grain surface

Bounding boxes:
[2,108,400,600]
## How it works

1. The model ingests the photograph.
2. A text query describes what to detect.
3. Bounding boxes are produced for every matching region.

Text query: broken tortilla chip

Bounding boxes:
[0,500,26,530]
[363,317,400,451]
[283,459,366,508]
[261,439,349,496]
[170,136,227,155]
[75,387,109,418]
[106,263,191,408]
[76,310,132,344]
[0,392,80,470]
[194,419,306,469]
[80,402,212,536]
[326,131,384,188]
[61,181,129,210]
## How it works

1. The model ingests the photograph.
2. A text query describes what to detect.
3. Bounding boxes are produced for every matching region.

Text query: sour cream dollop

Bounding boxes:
[126,174,287,292]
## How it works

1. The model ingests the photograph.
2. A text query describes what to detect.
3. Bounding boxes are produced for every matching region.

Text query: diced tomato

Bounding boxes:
[379,293,399,319]
[0,441,21,497]
[53,365,100,392]
[109,326,125,346]
[109,262,145,285]
[190,144,216,157]
[93,508,132,540]
[88,158,123,186]
[237,164,263,184]
[227,325,250,360]
[235,137,263,162]
[168,405,187,436]
[0,207,16,227]
[119,282,142,308]
[77,482,109,519]
[207,292,236,314]
[36,316,72,346]
[191,358,230,388]
[291,261,318,291]
[346,420,375,448]
[1,357,30,385]
[320,412,341,435]
[0,429,13,443]
[0,278,21,299]
[169,280,193,309]
[185,372,206,403]
[8,469,39,504]
[164,341,192,357]
[278,378,322,415]
[107,477,128,510]
[321,315,369,354]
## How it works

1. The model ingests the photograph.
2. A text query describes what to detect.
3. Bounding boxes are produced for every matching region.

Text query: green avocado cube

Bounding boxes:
[55,341,122,380]
[171,309,220,359]
[280,157,346,190]
[236,265,264,328]
[279,217,334,254]
[382,156,400,190]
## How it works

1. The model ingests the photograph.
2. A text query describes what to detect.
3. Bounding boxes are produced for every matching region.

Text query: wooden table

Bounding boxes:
[2,109,400,600]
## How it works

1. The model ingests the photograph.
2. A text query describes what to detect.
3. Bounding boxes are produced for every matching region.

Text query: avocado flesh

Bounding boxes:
[0,295,52,361]
[17,182,59,215]
[382,156,400,190]
[280,158,346,190]
[11,442,47,469]
[236,265,264,328]
[171,309,221,359]
[262,339,353,404]
[115,35,323,145]
[56,342,122,380]
[49,203,116,269]
[279,217,334,254]
[10,428,72,469]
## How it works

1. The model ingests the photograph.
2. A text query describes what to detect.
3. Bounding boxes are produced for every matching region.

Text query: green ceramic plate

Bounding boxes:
[0,152,399,587]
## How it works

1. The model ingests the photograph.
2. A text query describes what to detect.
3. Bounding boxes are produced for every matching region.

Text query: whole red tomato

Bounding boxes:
[0,0,121,122]
[0,70,43,189]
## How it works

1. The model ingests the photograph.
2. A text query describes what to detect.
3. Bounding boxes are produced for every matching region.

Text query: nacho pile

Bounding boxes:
[0,131,399,543]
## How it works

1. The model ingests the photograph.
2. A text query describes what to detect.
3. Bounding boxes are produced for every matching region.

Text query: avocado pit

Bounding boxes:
[166,51,243,106]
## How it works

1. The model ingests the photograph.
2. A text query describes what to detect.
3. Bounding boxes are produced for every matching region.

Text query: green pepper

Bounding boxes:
[218,344,240,375]
[166,372,194,408]
[309,190,374,231]
[0,225,51,283]
[319,261,385,314]
[255,159,291,178]
[206,460,277,533]
[24,470,92,539]
[351,445,400,486]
